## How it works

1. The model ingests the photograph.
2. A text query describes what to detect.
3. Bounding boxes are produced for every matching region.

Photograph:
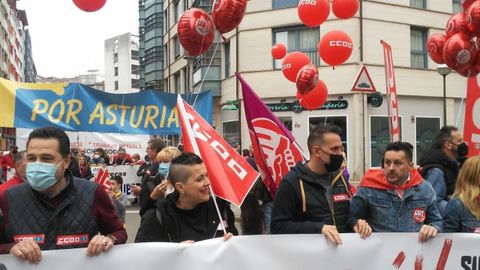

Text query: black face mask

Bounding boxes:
[456,142,469,158]
[324,153,344,172]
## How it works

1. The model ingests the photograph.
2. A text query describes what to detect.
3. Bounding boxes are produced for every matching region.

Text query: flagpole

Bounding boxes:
[176,95,227,236]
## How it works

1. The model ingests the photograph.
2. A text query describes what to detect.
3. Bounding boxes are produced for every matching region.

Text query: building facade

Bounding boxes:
[79,69,104,91]
[104,32,140,93]
[0,0,35,149]
[155,0,468,178]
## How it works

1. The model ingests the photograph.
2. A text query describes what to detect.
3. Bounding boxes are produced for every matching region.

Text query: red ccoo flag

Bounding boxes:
[95,168,110,190]
[176,95,260,207]
[236,73,307,198]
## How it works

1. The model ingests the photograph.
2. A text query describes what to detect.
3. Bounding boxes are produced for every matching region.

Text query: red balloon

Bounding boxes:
[467,1,480,34]
[296,64,319,95]
[464,0,476,10]
[427,33,447,64]
[299,80,328,110]
[272,43,287,59]
[212,0,248,34]
[469,51,480,77]
[297,0,330,27]
[445,13,470,37]
[296,91,303,100]
[72,0,106,12]
[318,30,353,67]
[177,8,215,57]
[442,33,477,72]
[282,52,311,82]
[332,0,359,19]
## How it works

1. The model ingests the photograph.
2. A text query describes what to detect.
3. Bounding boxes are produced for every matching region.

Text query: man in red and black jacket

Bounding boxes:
[0,127,127,264]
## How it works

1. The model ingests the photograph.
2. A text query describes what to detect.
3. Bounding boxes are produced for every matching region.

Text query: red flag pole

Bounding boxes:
[176,95,227,235]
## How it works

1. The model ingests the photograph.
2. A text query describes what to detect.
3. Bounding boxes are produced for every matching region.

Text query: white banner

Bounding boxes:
[91,165,142,198]
[0,234,478,270]
[16,128,150,156]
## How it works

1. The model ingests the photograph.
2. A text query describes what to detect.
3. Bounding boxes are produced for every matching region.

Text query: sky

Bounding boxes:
[17,0,139,78]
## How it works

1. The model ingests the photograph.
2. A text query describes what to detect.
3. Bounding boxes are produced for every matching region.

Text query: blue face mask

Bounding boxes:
[159,162,170,177]
[26,160,64,191]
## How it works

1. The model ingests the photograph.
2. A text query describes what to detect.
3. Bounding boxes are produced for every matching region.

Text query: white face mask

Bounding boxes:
[94,154,100,159]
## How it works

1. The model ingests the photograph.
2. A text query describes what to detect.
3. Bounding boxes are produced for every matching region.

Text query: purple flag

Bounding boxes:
[235,72,306,197]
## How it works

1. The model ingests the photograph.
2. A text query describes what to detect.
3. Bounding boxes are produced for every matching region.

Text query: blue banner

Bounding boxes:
[12,83,212,135]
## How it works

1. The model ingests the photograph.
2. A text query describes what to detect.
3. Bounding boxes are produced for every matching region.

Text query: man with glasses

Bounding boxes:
[418,126,468,215]
[271,124,371,245]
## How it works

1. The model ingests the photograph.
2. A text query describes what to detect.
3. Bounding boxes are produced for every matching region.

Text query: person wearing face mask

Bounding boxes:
[418,126,468,216]
[139,147,179,215]
[0,127,127,264]
[351,142,442,242]
[271,124,371,245]
[0,151,27,194]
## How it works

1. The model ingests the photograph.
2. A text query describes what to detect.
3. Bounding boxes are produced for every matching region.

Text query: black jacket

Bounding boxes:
[271,161,354,234]
[419,148,459,196]
[135,192,238,243]
[139,162,159,216]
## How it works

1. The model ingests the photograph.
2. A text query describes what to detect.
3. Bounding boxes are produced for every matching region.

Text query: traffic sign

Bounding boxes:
[351,65,376,93]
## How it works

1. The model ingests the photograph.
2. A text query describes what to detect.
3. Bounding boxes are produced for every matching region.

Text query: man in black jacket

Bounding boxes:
[271,124,371,245]
[418,126,468,215]
[135,153,237,243]
[139,138,165,216]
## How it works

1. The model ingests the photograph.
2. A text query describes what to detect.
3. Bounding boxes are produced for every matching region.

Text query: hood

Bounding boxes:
[418,148,457,169]
[290,161,339,184]
[359,168,423,190]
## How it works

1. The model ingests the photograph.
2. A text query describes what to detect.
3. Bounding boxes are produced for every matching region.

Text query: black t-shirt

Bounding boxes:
[173,203,212,242]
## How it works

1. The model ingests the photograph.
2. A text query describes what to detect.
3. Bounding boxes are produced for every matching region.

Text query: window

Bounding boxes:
[114,81,119,90]
[174,36,180,58]
[416,117,440,163]
[273,0,298,9]
[410,0,426,8]
[183,66,190,92]
[174,72,181,93]
[370,116,403,167]
[114,53,118,63]
[273,26,320,68]
[453,0,461,13]
[174,0,180,24]
[223,121,240,147]
[411,27,427,68]
[279,116,293,131]
[114,67,118,76]
[309,116,348,154]
[224,41,230,77]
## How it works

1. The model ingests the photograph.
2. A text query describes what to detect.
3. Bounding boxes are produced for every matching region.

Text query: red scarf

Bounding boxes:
[359,168,423,190]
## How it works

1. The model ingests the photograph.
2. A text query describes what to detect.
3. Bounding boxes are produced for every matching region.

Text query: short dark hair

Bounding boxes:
[385,141,414,162]
[112,175,123,185]
[169,152,203,186]
[27,127,70,158]
[13,150,26,164]
[307,124,342,153]
[432,126,458,149]
[148,138,166,153]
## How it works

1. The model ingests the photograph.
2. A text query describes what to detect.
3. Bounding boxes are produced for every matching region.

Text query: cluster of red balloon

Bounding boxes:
[427,0,480,77]
[177,0,247,57]
[72,0,106,12]
[271,0,359,110]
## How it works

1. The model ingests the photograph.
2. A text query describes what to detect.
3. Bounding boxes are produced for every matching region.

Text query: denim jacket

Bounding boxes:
[443,197,480,233]
[351,169,443,233]
[424,168,448,216]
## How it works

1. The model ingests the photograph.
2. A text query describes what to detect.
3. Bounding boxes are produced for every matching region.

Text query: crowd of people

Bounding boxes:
[0,123,478,264]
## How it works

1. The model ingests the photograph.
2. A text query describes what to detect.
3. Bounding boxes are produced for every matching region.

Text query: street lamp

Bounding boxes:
[437,64,451,126]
